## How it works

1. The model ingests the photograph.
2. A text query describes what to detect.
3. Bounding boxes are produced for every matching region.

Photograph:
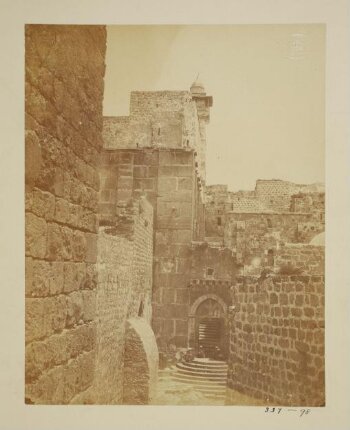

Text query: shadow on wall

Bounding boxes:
[123,317,159,405]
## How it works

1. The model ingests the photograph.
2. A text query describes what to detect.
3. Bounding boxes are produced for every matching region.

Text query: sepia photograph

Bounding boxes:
[24,23,326,407]
[0,0,349,428]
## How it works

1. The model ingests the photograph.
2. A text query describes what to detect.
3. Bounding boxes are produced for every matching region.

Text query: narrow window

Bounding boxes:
[138,300,144,317]
[267,249,274,266]
[158,127,161,135]
[207,268,214,276]
[267,218,272,228]
[217,217,222,226]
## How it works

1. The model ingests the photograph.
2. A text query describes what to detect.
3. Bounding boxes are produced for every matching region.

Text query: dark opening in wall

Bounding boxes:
[158,127,160,135]
[217,217,222,226]
[138,300,144,317]
[207,268,214,277]
[267,218,272,228]
[267,249,274,266]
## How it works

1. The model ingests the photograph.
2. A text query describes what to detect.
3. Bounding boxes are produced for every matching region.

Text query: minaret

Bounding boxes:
[190,79,213,185]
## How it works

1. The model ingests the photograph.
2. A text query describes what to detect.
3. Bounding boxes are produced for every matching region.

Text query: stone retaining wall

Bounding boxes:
[227,275,325,406]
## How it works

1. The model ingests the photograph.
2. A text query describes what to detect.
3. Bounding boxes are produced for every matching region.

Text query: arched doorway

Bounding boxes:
[188,294,228,360]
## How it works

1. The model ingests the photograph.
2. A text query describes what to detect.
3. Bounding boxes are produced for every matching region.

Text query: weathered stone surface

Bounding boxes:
[227,275,325,406]
[26,295,67,343]
[25,213,47,258]
[25,25,106,404]
[25,130,43,191]
[26,259,64,297]
[25,350,96,404]
[66,291,84,328]
[122,317,159,405]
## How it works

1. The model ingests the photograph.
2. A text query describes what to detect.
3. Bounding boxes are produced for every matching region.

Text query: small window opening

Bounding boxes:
[267,218,272,228]
[267,249,274,266]
[158,127,161,136]
[207,268,214,276]
[217,217,222,226]
[138,300,144,317]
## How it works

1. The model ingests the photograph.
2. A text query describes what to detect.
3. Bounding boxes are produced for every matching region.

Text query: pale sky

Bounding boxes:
[103,25,325,191]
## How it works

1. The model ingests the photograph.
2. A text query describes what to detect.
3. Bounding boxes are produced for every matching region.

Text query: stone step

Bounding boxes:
[176,364,228,376]
[169,381,226,395]
[176,370,228,380]
[180,358,228,367]
[190,385,226,394]
[178,362,228,372]
[174,376,227,386]
[175,375,227,384]
[175,371,227,382]
[173,375,227,386]
[176,365,227,373]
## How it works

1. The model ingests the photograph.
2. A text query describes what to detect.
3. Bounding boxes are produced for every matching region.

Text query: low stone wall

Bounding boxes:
[123,318,159,404]
[92,229,133,404]
[92,196,154,404]
[227,275,325,406]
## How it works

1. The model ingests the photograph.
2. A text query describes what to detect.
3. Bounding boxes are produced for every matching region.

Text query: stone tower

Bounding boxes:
[190,79,213,186]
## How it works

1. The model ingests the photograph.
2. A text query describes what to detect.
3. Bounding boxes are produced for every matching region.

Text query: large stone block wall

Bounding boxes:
[98,146,200,348]
[227,275,325,406]
[99,149,160,224]
[25,25,106,404]
[103,116,131,149]
[102,90,207,180]
[103,91,201,150]
[92,197,154,404]
[93,228,133,404]
[153,150,197,348]
[275,244,325,275]
[190,242,236,281]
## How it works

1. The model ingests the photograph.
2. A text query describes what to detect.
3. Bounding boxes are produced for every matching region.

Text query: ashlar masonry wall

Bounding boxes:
[25,25,106,404]
[227,275,325,406]
[98,146,203,349]
[92,197,154,404]
[103,90,207,181]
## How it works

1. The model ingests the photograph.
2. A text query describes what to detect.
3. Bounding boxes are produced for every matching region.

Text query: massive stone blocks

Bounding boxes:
[25,24,107,404]
[226,274,325,406]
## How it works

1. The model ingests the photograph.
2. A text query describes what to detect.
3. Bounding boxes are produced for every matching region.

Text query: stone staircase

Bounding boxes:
[170,358,228,401]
